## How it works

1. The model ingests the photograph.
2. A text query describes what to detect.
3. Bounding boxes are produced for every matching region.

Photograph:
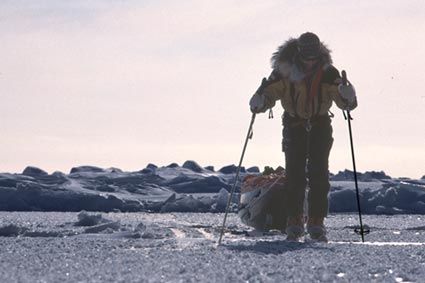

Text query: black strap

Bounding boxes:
[268,108,274,119]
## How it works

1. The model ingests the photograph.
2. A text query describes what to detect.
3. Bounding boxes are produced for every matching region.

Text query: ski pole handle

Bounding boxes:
[341,70,353,120]
[255,77,268,95]
[341,70,348,86]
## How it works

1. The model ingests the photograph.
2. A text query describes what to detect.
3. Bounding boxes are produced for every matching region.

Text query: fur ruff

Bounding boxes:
[270,38,333,82]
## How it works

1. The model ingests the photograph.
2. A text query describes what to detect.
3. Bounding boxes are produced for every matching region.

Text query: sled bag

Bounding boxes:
[238,173,287,231]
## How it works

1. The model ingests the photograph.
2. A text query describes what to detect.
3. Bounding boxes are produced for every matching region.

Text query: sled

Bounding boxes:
[238,172,288,232]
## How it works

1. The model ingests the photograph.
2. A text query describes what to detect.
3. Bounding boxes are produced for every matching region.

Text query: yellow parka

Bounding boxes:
[255,39,357,119]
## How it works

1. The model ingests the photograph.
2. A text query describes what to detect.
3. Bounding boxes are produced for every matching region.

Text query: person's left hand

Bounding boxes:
[338,84,356,103]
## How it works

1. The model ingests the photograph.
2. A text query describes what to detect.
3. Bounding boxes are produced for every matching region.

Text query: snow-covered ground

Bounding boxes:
[0,212,424,282]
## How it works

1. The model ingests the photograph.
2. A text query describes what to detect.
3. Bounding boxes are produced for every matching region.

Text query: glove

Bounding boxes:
[249,94,265,113]
[338,84,356,104]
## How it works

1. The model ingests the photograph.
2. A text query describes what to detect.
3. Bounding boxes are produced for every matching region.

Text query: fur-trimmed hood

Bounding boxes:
[270,38,333,82]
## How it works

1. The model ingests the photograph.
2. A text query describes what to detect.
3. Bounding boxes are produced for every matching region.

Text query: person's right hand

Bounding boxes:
[249,94,265,113]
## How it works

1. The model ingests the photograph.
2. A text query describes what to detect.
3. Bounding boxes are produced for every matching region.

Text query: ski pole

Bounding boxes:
[341,70,366,242]
[218,112,256,245]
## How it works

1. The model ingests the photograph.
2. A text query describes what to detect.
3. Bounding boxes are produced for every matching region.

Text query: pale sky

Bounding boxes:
[1,0,424,178]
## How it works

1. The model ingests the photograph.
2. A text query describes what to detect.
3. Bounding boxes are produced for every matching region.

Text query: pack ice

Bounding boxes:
[0,161,424,214]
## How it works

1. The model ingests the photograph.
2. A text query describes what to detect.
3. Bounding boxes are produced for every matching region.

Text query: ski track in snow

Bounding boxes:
[196,227,215,241]
[0,212,424,282]
[330,241,425,246]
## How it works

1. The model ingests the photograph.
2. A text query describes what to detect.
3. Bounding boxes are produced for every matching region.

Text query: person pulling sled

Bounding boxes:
[249,32,357,242]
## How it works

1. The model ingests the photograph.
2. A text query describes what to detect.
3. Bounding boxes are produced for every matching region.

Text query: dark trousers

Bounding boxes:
[282,114,333,218]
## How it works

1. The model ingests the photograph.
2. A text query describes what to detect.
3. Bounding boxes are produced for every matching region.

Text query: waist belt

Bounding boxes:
[283,114,331,132]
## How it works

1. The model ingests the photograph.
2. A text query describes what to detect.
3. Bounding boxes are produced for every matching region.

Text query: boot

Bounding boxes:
[307,217,328,242]
[285,215,305,242]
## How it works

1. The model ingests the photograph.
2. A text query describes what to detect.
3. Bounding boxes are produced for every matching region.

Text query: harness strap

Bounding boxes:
[318,75,324,115]
[290,82,296,113]
[307,67,324,116]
